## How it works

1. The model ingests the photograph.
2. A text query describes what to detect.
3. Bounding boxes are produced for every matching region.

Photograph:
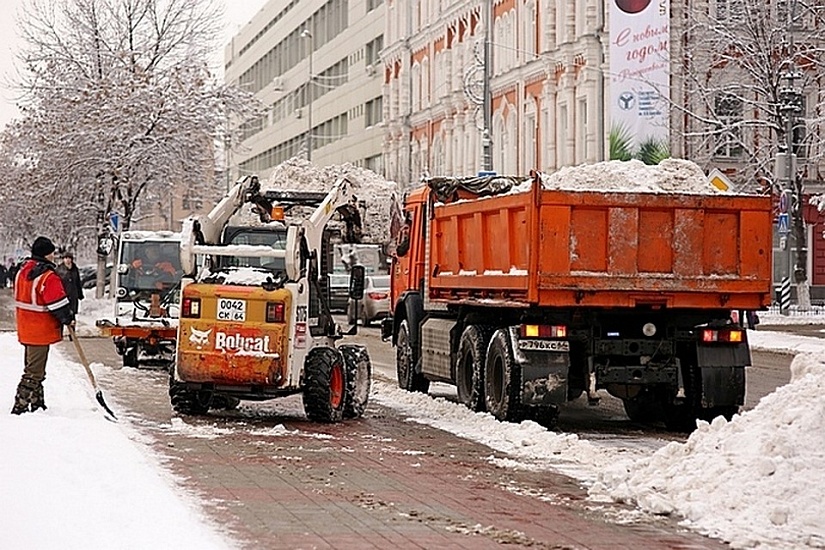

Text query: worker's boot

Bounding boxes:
[11,382,34,415]
[30,383,47,412]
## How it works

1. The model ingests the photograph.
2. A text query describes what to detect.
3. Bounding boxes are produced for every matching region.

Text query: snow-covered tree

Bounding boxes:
[672,0,825,308]
[0,0,263,258]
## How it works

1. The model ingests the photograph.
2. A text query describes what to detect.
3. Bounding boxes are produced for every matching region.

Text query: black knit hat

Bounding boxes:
[31,236,56,258]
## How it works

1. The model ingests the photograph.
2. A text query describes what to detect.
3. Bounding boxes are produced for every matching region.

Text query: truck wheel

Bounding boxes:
[123,346,139,368]
[457,325,489,412]
[621,388,663,423]
[396,319,429,393]
[663,364,701,432]
[484,329,523,422]
[169,376,211,415]
[340,344,372,419]
[303,347,346,423]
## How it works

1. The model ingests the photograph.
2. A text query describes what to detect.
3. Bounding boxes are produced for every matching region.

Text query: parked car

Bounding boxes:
[347,275,390,326]
[80,264,113,289]
[327,273,350,313]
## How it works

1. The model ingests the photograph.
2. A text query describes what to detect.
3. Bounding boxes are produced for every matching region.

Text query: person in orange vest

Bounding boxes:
[11,236,75,415]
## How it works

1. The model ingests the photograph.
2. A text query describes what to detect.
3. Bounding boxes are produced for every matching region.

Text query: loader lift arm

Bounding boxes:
[181,175,363,279]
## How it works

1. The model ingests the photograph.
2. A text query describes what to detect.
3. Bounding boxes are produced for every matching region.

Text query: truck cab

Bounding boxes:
[99,231,183,368]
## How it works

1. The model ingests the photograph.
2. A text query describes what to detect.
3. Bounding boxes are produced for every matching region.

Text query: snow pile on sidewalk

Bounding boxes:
[0,333,232,549]
[589,353,825,549]
[232,157,399,244]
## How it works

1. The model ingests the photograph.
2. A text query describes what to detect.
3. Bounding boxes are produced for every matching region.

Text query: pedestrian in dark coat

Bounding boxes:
[11,237,75,414]
[55,252,84,315]
[8,260,19,288]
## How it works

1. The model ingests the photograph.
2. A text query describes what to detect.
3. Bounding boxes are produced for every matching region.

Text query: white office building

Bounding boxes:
[224,0,386,182]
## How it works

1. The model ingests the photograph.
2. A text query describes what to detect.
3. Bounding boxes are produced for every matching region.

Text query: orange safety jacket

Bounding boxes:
[15,259,71,346]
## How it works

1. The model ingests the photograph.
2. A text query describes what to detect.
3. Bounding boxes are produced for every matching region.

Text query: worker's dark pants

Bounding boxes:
[22,345,50,386]
[12,345,50,412]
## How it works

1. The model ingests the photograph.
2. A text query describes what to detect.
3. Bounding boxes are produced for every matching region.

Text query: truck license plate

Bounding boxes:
[518,339,570,352]
[217,298,246,322]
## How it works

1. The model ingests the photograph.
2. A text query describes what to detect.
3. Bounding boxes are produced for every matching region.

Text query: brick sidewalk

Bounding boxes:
[53,323,728,550]
[153,406,724,549]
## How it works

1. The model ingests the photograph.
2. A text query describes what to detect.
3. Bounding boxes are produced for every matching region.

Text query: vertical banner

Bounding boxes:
[609,0,670,155]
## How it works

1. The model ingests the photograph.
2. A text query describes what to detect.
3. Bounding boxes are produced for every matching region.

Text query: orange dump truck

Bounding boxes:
[383,161,772,430]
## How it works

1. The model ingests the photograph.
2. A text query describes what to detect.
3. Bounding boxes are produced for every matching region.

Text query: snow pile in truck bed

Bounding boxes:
[539,159,720,194]
[230,158,398,245]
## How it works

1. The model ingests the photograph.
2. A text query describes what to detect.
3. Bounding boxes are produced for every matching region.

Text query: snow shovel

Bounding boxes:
[67,325,117,421]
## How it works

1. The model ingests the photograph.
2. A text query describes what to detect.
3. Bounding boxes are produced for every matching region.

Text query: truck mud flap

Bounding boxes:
[518,351,569,406]
[700,366,745,408]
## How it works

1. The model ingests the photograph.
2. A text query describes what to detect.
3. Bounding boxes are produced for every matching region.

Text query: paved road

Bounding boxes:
[4,293,808,549]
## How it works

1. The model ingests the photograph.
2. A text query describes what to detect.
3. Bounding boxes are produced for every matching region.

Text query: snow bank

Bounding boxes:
[589,353,825,549]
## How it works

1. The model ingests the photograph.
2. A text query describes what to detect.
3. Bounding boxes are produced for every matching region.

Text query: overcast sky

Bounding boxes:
[0,0,269,130]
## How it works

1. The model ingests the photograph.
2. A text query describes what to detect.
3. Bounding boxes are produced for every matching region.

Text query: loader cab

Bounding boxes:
[219,226,288,273]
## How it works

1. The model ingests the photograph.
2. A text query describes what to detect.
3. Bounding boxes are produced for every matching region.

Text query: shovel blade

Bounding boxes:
[96,391,117,421]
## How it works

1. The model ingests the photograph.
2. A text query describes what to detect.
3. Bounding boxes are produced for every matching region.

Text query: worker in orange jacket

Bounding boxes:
[11,236,75,415]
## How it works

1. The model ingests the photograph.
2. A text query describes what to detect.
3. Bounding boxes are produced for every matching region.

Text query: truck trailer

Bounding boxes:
[383,161,773,430]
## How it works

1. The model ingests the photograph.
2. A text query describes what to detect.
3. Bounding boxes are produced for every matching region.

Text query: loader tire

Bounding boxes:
[456,325,490,412]
[169,377,211,416]
[484,329,523,422]
[340,344,372,419]
[303,347,346,423]
[396,319,429,393]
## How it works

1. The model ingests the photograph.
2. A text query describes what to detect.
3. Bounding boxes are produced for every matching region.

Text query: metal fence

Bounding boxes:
[764,303,825,317]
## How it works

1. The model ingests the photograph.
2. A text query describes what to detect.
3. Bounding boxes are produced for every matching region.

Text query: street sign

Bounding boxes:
[108,211,121,234]
[707,168,731,192]
[778,213,790,235]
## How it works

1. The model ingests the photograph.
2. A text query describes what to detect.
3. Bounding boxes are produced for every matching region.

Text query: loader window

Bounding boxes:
[220,228,287,272]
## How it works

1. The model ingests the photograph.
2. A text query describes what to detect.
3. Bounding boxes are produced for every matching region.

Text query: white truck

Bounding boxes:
[97,231,183,368]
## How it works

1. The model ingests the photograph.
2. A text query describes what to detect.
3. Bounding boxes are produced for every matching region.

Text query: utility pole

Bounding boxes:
[301,29,314,162]
[776,0,802,315]
[481,0,493,172]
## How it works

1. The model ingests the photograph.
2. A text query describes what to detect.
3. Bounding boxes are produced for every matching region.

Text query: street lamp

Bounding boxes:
[301,28,313,162]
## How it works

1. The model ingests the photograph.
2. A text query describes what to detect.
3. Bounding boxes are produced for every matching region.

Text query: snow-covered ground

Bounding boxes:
[2,300,824,549]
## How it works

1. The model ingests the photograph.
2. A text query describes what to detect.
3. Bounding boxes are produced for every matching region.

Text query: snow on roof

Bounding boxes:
[121,230,181,241]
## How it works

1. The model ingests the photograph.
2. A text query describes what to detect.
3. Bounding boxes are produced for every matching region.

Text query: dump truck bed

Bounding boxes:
[427,183,773,310]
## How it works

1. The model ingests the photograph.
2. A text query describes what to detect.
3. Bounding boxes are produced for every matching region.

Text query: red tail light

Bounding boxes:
[182,298,201,318]
[266,302,285,323]
[701,329,743,343]
[520,324,567,338]
[367,292,388,300]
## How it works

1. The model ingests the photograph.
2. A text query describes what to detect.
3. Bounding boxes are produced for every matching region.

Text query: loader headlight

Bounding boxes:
[642,322,657,337]
[116,287,128,298]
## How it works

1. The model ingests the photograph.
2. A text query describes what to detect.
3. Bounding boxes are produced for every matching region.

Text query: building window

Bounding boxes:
[367,0,382,13]
[714,94,744,158]
[717,0,744,21]
[366,36,383,66]
[365,96,383,127]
